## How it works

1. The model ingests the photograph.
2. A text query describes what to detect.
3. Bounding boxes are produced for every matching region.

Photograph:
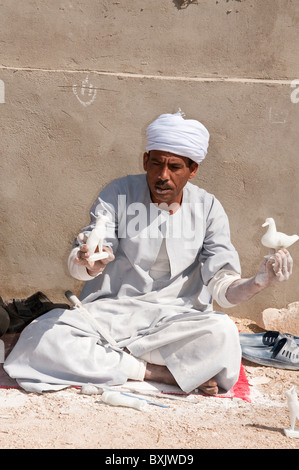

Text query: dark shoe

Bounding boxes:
[0,297,10,337]
[241,336,299,370]
[239,331,299,348]
[6,291,70,333]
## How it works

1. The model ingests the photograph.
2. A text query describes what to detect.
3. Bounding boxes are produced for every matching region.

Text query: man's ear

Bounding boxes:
[189,162,198,180]
[143,152,149,171]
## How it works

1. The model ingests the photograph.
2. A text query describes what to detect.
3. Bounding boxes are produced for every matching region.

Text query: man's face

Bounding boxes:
[143,150,198,207]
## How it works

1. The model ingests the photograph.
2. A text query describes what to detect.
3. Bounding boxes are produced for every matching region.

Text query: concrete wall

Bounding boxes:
[0,0,298,320]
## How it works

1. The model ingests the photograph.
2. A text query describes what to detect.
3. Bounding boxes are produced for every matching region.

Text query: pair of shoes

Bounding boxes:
[240,331,299,370]
[0,291,70,335]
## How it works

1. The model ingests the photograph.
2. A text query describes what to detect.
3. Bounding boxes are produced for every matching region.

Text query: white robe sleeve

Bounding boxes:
[207,269,241,308]
[68,246,101,281]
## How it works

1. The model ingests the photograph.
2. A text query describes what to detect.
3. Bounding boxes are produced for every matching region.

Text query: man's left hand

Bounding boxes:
[255,249,293,288]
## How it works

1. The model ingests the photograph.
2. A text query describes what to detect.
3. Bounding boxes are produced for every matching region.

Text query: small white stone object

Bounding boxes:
[284,386,299,438]
[101,391,147,411]
[86,214,109,261]
[261,218,299,251]
[80,384,104,395]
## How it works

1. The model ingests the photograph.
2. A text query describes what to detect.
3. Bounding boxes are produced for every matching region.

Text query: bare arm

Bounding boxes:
[226,249,293,305]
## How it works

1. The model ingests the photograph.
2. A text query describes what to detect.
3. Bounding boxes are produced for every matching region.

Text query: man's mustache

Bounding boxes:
[155,181,172,189]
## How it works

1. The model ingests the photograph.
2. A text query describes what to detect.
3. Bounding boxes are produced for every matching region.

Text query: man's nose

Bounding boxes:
[159,165,170,181]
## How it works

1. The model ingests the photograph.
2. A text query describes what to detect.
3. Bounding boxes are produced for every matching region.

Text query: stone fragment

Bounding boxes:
[257,302,299,336]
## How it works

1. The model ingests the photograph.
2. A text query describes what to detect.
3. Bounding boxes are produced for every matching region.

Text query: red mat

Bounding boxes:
[216,362,251,402]
[0,333,251,402]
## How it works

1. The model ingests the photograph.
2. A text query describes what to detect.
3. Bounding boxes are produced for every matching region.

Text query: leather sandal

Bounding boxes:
[239,331,299,348]
[241,336,299,370]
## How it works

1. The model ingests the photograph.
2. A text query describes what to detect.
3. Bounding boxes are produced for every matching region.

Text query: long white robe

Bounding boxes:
[4,174,242,393]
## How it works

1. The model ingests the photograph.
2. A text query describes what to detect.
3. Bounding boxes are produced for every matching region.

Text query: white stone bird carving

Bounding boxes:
[86,214,109,261]
[261,217,299,251]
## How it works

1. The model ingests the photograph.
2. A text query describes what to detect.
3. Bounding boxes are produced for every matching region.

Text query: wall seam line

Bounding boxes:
[0,65,294,85]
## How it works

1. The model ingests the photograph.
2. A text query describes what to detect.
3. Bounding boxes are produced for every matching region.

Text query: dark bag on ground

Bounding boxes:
[0,291,70,336]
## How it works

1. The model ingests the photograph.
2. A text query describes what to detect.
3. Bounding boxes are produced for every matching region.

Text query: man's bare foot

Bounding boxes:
[197,379,218,396]
[144,363,177,386]
[144,363,218,395]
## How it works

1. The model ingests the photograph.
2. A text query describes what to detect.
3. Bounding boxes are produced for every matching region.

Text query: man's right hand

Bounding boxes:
[75,233,115,277]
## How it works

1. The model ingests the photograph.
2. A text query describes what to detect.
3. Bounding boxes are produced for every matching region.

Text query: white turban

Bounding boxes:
[146,110,210,164]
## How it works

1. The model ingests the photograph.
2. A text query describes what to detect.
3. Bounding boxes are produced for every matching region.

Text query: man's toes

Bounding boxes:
[198,379,218,396]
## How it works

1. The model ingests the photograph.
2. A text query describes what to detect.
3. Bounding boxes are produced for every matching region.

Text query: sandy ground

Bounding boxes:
[0,316,298,451]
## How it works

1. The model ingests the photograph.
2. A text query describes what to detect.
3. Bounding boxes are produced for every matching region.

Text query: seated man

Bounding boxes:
[4,111,293,395]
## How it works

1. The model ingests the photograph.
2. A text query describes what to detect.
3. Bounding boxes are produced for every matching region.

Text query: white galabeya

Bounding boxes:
[261,217,299,250]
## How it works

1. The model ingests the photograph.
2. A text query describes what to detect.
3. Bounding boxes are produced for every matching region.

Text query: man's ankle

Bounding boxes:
[144,363,177,385]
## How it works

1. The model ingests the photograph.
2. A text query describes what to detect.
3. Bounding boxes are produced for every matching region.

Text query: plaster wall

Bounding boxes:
[0,0,298,320]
